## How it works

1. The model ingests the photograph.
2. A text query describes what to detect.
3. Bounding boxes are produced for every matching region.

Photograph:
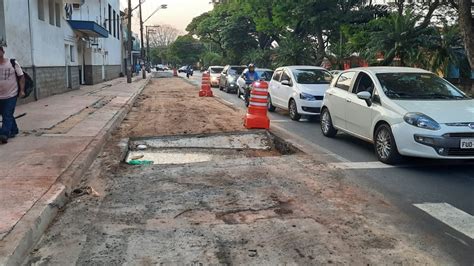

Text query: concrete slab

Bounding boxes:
[131,131,273,150]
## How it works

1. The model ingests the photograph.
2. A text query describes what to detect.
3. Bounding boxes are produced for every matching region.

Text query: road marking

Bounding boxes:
[414,202,474,240]
[271,120,292,123]
[328,161,397,169]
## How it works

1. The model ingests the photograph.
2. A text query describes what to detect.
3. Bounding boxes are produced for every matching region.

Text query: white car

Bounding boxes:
[320,67,474,164]
[268,66,333,121]
[207,66,224,87]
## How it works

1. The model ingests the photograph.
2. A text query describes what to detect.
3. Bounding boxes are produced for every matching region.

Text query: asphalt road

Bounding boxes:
[183,71,474,265]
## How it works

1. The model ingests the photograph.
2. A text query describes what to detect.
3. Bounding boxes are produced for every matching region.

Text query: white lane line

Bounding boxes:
[414,202,474,240]
[328,161,397,169]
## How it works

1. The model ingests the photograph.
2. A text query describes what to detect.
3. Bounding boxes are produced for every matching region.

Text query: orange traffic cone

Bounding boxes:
[199,72,213,97]
[244,81,270,129]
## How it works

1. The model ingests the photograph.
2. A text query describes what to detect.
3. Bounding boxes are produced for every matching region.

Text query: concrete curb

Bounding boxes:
[0,77,151,266]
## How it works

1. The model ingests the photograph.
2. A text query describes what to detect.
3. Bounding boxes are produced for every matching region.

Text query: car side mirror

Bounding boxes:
[357,91,372,106]
[281,80,291,86]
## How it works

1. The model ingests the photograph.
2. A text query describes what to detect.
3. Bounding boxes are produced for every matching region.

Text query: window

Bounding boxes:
[108,4,112,33]
[335,71,356,91]
[48,0,54,25]
[113,10,116,37]
[70,45,75,62]
[376,73,468,100]
[0,0,5,46]
[354,72,375,94]
[280,71,291,82]
[116,14,120,39]
[272,70,282,81]
[292,69,332,84]
[38,0,44,21]
[55,2,60,27]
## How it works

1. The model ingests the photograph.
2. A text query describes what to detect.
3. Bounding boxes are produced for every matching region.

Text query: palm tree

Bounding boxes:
[428,25,466,76]
[363,10,433,66]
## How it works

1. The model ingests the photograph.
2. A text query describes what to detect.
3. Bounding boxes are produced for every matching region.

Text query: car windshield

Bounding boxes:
[257,70,274,81]
[229,67,246,75]
[210,67,223,73]
[376,73,469,100]
[293,69,333,84]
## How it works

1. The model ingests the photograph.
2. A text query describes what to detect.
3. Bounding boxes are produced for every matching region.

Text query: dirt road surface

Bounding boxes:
[25,76,453,265]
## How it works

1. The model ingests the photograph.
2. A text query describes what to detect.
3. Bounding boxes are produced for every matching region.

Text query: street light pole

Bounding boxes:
[146,26,160,68]
[127,0,132,83]
[139,0,146,79]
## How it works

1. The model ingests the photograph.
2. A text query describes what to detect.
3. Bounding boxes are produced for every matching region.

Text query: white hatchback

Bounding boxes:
[320,67,474,164]
[268,66,333,121]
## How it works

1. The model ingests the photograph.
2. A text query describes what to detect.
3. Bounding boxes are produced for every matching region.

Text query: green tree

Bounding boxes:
[168,35,205,65]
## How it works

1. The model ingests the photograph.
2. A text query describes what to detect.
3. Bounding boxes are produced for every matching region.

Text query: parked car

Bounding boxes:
[320,67,474,164]
[219,65,246,93]
[330,70,342,77]
[207,66,224,87]
[178,66,187,73]
[237,68,274,106]
[156,64,165,71]
[268,66,333,121]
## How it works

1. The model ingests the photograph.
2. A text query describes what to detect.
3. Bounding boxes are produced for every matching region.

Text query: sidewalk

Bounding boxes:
[0,75,150,265]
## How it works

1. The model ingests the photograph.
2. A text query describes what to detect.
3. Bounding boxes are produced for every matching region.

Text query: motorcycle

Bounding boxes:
[186,68,194,78]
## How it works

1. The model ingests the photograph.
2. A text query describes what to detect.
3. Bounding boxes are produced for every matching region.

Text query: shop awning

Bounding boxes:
[68,20,109,38]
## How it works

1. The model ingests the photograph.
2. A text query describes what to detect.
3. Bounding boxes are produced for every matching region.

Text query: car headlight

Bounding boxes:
[403,113,441,130]
[300,92,317,101]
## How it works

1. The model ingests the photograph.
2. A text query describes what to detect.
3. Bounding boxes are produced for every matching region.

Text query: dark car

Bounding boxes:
[219,65,246,93]
[236,68,274,106]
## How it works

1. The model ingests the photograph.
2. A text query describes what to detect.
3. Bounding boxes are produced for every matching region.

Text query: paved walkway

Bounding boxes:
[0,75,150,265]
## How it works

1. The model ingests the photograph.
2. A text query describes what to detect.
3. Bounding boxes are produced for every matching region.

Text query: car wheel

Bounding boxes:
[374,124,403,165]
[289,99,301,121]
[267,94,276,112]
[320,108,337,137]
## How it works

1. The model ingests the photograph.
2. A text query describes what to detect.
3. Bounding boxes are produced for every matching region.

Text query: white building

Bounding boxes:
[68,0,123,85]
[0,0,123,102]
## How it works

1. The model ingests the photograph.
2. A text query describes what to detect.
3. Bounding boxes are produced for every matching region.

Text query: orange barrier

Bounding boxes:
[199,72,213,97]
[244,81,270,129]
[173,68,178,77]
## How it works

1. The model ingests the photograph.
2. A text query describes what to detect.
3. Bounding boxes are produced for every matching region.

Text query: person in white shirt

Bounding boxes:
[0,46,25,144]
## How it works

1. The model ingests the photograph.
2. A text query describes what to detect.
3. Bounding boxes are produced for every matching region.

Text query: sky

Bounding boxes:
[120,0,214,34]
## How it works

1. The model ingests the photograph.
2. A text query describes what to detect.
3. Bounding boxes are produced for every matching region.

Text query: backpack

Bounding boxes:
[10,59,34,99]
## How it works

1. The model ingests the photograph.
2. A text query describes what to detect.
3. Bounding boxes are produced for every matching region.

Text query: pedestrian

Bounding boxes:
[321,57,332,70]
[0,45,25,144]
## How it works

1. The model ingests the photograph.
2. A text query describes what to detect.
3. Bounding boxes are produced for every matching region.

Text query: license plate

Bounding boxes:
[460,139,474,149]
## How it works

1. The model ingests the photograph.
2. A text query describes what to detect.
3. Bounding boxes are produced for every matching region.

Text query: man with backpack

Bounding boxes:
[0,45,25,144]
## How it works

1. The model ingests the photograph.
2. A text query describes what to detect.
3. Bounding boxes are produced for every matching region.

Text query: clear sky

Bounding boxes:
[120,0,214,34]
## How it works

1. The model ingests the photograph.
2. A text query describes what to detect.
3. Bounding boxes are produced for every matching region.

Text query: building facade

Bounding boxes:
[68,0,123,85]
[0,0,123,103]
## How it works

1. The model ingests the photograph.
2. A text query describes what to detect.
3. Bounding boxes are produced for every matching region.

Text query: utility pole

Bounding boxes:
[127,0,132,83]
[139,0,146,79]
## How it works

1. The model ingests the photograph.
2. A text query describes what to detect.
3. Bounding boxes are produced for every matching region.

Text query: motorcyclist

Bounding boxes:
[243,64,260,106]
[244,64,259,83]
[186,65,193,79]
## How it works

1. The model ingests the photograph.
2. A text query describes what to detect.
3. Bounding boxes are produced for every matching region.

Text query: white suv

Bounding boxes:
[320,67,474,164]
[268,66,332,121]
